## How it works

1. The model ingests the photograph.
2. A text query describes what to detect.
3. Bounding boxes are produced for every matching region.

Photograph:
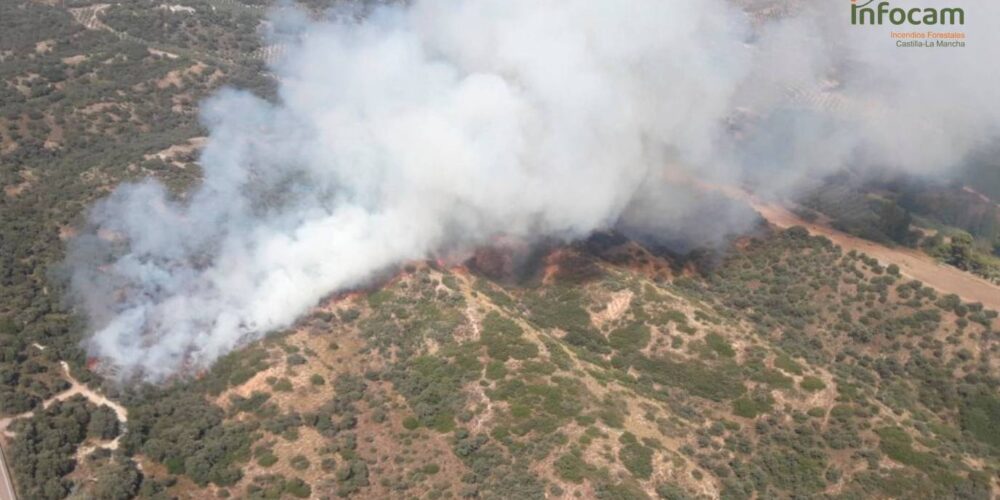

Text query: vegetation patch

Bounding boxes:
[732,394,774,418]
[481,312,539,361]
[632,355,745,402]
[609,322,651,352]
[618,432,654,479]
[704,332,736,358]
[800,376,826,392]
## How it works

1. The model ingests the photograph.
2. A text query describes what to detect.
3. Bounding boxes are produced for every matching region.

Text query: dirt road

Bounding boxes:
[0,357,128,500]
[0,444,15,500]
[46,362,128,422]
[653,170,998,312]
[751,200,1000,312]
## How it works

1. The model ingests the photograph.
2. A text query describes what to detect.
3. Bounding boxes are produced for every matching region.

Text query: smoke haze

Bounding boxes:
[66,0,1000,380]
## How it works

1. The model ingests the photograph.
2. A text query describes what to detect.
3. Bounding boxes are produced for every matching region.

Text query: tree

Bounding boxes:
[90,457,141,500]
[10,397,92,499]
[87,405,120,440]
[878,202,915,246]
[947,232,975,270]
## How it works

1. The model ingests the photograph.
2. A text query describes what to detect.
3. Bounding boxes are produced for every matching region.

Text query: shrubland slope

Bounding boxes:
[54,226,997,500]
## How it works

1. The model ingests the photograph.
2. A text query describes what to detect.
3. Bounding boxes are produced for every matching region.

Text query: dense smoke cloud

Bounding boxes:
[66,0,1000,380]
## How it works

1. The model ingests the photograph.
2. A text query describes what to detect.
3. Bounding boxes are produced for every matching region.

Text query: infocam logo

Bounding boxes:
[851,0,965,26]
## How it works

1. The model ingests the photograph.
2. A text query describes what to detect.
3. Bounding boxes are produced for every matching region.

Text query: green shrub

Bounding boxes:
[660,309,688,325]
[705,332,735,358]
[609,323,651,352]
[958,390,1000,449]
[367,290,395,308]
[618,432,653,479]
[732,395,773,418]
[800,376,826,392]
[631,355,745,402]
[774,353,803,375]
[402,416,420,430]
[290,455,310,471]
[656,483,693,500]
[481,312,539,361]
[758,449,827,495]
[528,288,593,333]
[751,368,794,389]
[284,478,311,498]
[877,427,935,471]
[554,453,588,483]
[485,360,507,380]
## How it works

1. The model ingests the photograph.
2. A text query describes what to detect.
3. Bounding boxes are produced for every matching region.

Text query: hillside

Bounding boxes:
[2,1,1000,499]
[11,226,992,499]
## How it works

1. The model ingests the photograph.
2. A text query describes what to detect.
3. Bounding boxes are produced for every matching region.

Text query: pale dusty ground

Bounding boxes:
[591,289,633,327]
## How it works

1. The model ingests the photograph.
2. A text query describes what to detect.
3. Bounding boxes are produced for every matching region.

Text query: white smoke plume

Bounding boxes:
[66,0,1000,380]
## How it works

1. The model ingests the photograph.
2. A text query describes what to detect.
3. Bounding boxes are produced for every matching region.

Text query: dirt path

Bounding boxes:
[1,360,128,436]
[68,4,111,32]
[751,199,1000,312]
[681,174,1000,312]
[0,356,129,499]
[0,444,14,500]
[47,362,128,422]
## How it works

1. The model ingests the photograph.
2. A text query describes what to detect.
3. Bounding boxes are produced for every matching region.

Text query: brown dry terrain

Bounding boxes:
[112,231,1000,499]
